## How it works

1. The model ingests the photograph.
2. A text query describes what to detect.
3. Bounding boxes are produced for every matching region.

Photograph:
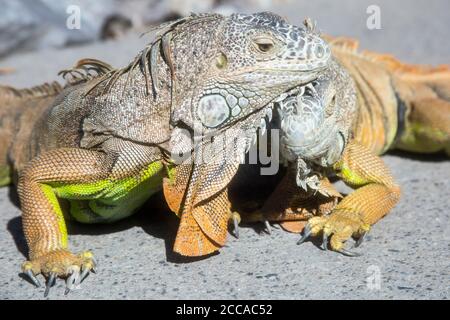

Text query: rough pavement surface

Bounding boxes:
[0,0,449,299]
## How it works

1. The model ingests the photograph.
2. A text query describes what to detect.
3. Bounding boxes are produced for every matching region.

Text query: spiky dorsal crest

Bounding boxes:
[325,35,450,79]
[82,13,223,98]
[58,59,114,86]
[0,82,62,104]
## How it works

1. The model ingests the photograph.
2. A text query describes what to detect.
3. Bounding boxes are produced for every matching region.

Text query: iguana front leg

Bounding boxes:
[298,141,401,255]
[18,148,112,295]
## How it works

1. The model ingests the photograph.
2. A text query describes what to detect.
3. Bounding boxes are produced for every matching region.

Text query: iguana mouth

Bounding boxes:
[273,80,319,105]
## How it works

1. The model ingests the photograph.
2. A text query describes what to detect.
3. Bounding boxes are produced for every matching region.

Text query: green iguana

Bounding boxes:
[0,12,331,296]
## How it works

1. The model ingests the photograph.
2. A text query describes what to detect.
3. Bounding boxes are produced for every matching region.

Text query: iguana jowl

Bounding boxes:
[0,12,331,295]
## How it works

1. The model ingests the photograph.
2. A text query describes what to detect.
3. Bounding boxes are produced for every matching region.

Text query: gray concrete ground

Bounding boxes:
[0,0,449,299]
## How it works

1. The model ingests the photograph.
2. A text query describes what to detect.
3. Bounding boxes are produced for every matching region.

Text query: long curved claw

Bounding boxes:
[65,267,80,295]
[24,269,41,288]
[297,223,312,245]
[44,272,57,297]
[233,215,240,239]
[321,232,328,251]
[271,223,280,230]
[264,220,272,235]
[354,231,368,248]
[337,248,361,257]
[91,256,98,267]
[77,266,91,285]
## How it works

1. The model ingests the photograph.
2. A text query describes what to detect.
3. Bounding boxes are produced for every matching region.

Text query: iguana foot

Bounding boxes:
[297,210,370,256]
[22,249,97,297]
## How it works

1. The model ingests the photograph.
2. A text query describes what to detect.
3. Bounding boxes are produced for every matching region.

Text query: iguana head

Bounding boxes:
[167,12,331,134]
[276,59,357,189]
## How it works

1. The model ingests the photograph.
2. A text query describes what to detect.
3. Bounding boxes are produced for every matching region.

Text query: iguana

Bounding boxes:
[0,12,331,295]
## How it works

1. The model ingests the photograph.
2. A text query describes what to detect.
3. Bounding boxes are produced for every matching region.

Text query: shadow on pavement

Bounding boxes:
[386,150,448,162]
[6,190,224,263]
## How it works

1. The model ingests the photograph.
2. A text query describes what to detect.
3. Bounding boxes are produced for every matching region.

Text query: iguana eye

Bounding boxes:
[254,37,275,53]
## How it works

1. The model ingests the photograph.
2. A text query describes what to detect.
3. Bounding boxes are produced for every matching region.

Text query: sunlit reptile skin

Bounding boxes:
[0,12,331,294]
[255,36,450,254]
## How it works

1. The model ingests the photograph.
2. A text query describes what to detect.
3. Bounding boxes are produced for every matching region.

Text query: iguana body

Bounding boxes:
[0,12,331,294]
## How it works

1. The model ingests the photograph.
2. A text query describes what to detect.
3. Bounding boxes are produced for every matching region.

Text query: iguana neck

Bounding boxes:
[333,51,399,156]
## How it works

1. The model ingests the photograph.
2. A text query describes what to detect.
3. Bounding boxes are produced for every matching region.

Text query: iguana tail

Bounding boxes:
[326,36,450,156]
[386,60,450,155]
[0,83,63,186]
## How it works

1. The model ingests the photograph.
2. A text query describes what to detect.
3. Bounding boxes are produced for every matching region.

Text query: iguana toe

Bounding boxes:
[263,220,272,235]
[229,211,241,239]
[21,249,97,297]
[297,223,312,244]
[354,231,369,248]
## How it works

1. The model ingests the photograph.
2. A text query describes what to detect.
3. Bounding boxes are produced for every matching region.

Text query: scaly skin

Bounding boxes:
[0,12,331,295]
[161,13,331,257]
[261,36,449,255]
[164,31,449,256]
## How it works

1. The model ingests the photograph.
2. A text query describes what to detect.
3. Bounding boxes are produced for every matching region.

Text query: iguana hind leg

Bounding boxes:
[390,56,450,155]
[299,141,401,255]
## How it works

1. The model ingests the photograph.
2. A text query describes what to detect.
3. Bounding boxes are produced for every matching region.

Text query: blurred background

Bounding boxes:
[0,0,449,85]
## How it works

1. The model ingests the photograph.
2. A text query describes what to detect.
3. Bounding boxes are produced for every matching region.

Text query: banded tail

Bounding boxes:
[326,36,450,156]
